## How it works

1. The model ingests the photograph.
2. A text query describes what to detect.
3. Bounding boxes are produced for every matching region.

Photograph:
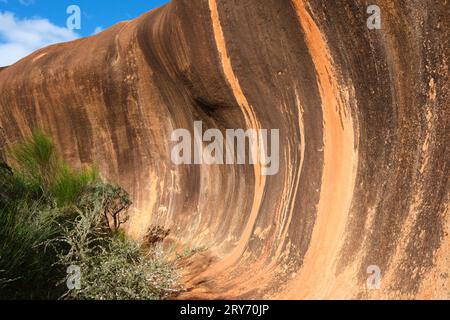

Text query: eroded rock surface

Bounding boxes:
[0,0,448,299]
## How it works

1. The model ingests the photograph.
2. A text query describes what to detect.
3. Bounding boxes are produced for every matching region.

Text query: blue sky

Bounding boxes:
[0,0,170,66]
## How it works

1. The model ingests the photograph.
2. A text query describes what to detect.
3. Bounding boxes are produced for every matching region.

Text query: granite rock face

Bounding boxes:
[0,0,448,299]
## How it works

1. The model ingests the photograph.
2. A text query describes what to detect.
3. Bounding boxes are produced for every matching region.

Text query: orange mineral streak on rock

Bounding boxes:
[282,0,358,299]
[201,0,267,274]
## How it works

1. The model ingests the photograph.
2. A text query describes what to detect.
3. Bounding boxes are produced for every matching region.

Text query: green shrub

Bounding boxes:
[58,211,177,299]
[9,131,55,189]
[55,186,177,300]
[50,164,98,207]
[0,162,65,299]
[0,132,179,300]
[8,131,98,206]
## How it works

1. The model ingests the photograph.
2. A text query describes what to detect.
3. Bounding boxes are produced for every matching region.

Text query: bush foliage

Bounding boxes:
[0,131,177,299]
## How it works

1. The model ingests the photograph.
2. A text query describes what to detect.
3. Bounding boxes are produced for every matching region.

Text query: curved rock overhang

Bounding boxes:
[0,0,448,299]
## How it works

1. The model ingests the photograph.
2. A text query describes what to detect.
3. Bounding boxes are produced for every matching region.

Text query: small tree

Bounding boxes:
[78,184,132,231]
[143,225,170,247]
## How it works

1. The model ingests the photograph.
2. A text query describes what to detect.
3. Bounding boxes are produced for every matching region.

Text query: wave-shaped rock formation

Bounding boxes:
[0,0,448,299]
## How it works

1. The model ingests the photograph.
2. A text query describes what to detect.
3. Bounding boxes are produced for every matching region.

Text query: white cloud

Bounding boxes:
[19,0,35,6]
[93,26,103,35]
[0,11,80,66]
